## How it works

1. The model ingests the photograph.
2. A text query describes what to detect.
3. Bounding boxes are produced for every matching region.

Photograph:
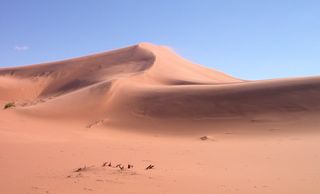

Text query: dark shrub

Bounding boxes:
[4,102,15,109]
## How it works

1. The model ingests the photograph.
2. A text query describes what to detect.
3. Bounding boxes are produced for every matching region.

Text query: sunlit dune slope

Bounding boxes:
[1,43,320,125]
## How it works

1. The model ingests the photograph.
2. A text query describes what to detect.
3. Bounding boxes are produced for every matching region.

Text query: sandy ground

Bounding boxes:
[1,111,320,194]
[1,43,320,193]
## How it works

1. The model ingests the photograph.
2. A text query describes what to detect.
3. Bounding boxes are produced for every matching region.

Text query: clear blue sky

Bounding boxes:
[1,0,320,80]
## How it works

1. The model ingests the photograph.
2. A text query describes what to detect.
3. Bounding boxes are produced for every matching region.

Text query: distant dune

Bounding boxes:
[1,43,320,194]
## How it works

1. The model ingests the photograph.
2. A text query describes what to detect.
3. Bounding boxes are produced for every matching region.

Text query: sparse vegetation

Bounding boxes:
[73,161,151,176]
[200,135,215,141]
[4,102,15,109]
[146,164,154,170]
[115,164,125,170]
[200,136,209,140]
[102,162,112,167]
[74,166,87,172]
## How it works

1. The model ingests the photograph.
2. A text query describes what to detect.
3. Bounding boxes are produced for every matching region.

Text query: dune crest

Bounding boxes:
[1,43,320,127]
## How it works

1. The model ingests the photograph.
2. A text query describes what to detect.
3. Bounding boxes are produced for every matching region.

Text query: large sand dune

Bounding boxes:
[1,43,320,193]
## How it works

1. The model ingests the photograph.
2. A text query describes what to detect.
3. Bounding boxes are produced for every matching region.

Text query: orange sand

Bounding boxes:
[1,43,320,193]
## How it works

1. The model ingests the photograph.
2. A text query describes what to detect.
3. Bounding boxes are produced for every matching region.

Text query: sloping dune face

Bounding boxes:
[0,45,155,99]
[1,43,320,126]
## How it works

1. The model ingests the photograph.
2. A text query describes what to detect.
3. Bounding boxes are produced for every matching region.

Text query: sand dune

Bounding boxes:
[1,42,319,124]
[1,43,320,193]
